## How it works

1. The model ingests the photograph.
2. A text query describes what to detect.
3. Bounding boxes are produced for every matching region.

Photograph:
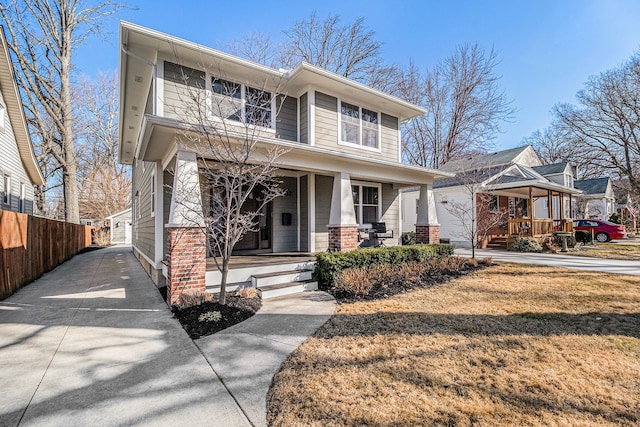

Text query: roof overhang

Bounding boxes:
[486,180,583,196]
[0,27,44,185]
[118,21,427,165]
[138,115,452,186]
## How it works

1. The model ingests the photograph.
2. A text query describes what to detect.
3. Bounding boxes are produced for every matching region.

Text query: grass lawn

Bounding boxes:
[267,263,640,426]
[571,242,640,261]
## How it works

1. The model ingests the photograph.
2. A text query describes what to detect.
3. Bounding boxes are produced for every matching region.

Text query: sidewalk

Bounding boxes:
[455,247,640,275]
[0,246,331,426]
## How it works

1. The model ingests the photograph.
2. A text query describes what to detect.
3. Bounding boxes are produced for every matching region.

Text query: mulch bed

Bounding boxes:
[172,295,262,339]
[327,263,487,304]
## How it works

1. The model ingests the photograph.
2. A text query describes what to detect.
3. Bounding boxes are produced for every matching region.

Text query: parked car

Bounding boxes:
[573,219,627,242]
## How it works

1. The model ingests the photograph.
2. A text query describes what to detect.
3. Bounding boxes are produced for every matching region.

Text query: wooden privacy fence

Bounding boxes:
[0,210,92,300]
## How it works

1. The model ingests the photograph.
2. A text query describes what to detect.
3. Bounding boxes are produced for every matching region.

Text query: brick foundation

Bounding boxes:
[416,225,440,244]
[166,226,206,306]
[328,225,359,252]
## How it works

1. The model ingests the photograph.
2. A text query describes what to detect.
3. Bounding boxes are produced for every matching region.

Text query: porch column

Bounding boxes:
[416,184,440,244]
[327,172,358,251]
[165,151,206,306]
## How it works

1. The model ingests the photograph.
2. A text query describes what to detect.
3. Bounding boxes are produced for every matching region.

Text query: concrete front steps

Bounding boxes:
[486,236,509,249]
[206,259,317,299]
[252,269,317,299]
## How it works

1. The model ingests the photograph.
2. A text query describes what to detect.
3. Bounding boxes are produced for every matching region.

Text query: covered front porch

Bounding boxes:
[484,182,581,247]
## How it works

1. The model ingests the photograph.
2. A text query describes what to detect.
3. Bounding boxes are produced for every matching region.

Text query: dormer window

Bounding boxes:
[566,174,574,188]
[339,100,379,150]
[211,77,273,128]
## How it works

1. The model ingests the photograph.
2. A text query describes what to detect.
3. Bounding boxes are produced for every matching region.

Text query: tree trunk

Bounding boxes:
[219,258,229,305]
[61,27,79,224]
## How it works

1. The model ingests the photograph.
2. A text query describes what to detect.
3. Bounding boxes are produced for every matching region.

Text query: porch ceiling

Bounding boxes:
[487,180,582,198]
[138,115,454,187]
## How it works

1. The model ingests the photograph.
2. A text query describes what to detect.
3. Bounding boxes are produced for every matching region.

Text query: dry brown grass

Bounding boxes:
[267,263,640,427]
[572,242,640,261]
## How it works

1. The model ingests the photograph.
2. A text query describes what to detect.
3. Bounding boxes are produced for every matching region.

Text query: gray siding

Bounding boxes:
[300,175,308,251]
[276,96,297,142]
[132,159,156,261]
[272,176,297,252]
[314,91,400,162]
[110,210,132,244]
[300,92,308,144]
[0,89,35,214]
[163,61,206,121]
[314,174,333,251]
[380,183,400,246]
[314,92,338,150]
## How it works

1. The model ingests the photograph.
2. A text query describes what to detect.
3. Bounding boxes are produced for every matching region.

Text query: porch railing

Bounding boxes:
[508,219,573,236]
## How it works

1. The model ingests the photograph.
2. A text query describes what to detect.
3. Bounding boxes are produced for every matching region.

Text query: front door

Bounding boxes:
[233,192,272,252]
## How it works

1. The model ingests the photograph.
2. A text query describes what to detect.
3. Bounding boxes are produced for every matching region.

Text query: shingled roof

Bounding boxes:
[574,177,610,195]
[531,162,569,176]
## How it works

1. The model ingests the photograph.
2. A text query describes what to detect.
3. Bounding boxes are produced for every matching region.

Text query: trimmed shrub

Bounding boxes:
[315,244,454,288]
[508,236,542,253]
[575,230,593,244]
[401,231,416,245]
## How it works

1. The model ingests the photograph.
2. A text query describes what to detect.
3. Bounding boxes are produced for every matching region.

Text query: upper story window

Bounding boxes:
[3,173,11,205]
[211,77,273,128]
[339,101,379,149]
[565,174,574,188]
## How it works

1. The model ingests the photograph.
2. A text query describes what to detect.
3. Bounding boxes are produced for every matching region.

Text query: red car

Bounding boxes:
[573,219,627,242]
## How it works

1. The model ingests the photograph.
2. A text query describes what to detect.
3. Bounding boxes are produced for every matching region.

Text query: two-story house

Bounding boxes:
[118,22,449,304]
[0,27,44,214]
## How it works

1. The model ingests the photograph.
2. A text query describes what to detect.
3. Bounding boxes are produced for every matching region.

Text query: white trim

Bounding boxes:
[308,90,315,146]
[351,180,383,225]
[154,162,164,265]
[132,243,161,269]
[337,98,382,153]
[296,174,301,251]
[309,173,316,252]
[397,124,402,163]
[2,173,11,206]
[150,167,156,218]
[296,96,300,143]
[19,182,25,213]
[0,102,5,131]
[156,57,164,116]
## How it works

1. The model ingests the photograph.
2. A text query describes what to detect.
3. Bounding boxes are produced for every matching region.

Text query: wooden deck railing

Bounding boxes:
[508,219,573,236]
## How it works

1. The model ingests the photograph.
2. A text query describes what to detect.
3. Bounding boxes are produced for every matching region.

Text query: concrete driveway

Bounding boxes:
[455,247,640,275]
[0,246,250,426]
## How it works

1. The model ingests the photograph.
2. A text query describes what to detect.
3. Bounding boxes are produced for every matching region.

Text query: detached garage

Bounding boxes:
[106,208,132,244]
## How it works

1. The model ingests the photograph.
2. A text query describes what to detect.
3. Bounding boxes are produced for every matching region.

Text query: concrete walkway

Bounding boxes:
[0,246,335,426]
[455,248,640,275]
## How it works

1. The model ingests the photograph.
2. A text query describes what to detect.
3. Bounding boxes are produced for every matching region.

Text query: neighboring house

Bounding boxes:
[573,177,616,220]
[106,208,132,244]
[402,146,582,248]
[0,27,44,214]
[118,22,450,303]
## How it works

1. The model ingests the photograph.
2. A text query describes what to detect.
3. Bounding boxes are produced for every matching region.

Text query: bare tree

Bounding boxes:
[442,161,505,258]
[399,44,515,168]
[523,122,604,179]
[0,0,123,223]
[75,71,130,220]
[223,31,281,69]
[552,53,640,198]
[168,61,288,304]
[281,12,384,85]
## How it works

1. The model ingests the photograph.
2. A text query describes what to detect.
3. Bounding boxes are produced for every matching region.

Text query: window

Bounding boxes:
[566,174,574,188]
[212,78,242,121]
[2,174,10,205]
[352,184,380,225]
[0,103,5,131]
[19,183,25,213]
[211,76,272,128]
[150,169,156,217]
[340,101,379,149]
[488,195,499,212]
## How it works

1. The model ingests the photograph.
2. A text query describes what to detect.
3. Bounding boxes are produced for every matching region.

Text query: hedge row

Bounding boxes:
[314,244,454,288]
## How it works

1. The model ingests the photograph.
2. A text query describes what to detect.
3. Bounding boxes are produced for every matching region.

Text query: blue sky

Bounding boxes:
[77,0,640,150]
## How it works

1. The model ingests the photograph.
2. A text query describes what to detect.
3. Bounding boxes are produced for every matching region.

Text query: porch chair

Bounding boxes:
[371,222,393,247]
